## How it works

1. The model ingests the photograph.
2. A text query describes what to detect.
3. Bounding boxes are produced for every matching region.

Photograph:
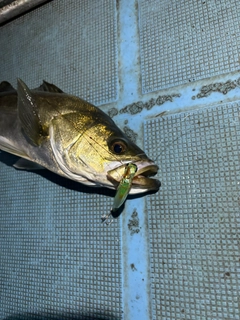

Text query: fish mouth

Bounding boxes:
[107,162,161,193]
[131,163,160,191]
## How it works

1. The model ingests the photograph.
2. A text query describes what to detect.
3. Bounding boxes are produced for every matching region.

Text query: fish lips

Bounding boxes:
[107,162,161,193]
[132,163,161,191]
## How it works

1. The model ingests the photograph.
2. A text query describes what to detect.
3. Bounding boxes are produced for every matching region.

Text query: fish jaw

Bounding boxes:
[107,160,160,194]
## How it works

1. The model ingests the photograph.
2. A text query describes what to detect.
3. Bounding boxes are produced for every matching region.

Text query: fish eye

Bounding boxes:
[110,140,127,154]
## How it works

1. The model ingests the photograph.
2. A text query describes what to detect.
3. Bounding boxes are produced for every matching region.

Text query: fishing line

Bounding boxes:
[151,106,240,173]
[151,113,199,163]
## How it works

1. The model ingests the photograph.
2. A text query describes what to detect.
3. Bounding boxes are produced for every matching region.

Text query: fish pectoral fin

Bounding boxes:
[13,158,45,170]
[0,136,28,158]
[17,79,43,146]
[0,137,43,170]
[0,81,16,92]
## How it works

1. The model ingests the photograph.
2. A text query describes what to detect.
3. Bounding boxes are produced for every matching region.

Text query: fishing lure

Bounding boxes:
[112,162,138,212]
[101,163,138,224]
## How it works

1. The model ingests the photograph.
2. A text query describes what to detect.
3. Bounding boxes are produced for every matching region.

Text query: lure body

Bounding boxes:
[112,163,138,211]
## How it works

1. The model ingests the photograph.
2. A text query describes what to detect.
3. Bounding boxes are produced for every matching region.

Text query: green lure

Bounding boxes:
[112,163,138,212]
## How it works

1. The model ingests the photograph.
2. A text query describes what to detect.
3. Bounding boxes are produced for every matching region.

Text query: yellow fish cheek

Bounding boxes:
[66,136,107,175]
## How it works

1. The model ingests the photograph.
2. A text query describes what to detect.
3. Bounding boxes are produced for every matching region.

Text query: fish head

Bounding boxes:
[104,131,160,194]
[49,97,160,194]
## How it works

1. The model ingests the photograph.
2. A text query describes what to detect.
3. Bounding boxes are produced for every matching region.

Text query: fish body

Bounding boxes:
[0,79,160,194]
[112,163,137,211]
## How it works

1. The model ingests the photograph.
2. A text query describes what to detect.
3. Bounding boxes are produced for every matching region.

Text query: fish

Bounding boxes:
[0,79,160,194]
[112,163,137,211]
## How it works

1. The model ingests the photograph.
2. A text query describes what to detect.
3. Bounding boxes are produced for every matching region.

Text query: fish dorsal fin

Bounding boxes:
[0,81,16,93]
[38,80,64,93]
[17,78,43,146]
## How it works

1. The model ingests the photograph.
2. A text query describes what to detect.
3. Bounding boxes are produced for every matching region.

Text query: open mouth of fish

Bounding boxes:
[107,162,160,192]
[131,163,160,190]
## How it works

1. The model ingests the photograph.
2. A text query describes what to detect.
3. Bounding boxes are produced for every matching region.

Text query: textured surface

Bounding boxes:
[0,155,122,319]
[145,103,240,320]
[1,0,240,319]
[0,0,118,105]
[139,0,240,93]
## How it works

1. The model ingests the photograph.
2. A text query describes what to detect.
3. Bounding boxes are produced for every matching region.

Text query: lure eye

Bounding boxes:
[111,140,127,154]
